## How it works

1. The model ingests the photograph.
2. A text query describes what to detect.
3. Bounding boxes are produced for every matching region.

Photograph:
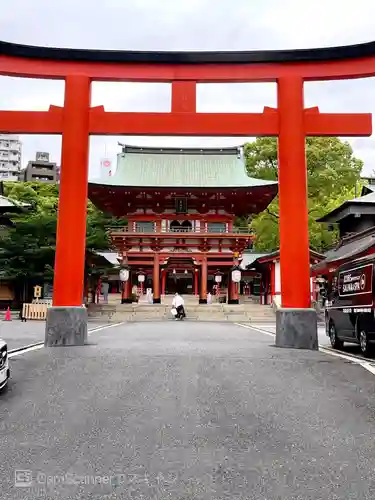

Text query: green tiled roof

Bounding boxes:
[90,147,277,189]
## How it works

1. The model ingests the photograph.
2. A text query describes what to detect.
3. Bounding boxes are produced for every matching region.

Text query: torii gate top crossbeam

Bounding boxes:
[2,39,375,81]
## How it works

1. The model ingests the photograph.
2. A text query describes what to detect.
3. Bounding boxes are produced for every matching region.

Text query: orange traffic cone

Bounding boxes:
[4,307,11,321]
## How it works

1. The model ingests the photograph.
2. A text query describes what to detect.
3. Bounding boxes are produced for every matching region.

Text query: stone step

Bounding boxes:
[93,315,276,323]
[89,312,274,318]
[87,301,275,323]
[89,303,273,308]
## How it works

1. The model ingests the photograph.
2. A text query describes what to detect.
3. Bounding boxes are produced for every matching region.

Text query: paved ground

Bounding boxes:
[251,323,372,356]
[2,322,375,499]
[250,323,330,346]
[0,321,46,351]
[0,320,111,351]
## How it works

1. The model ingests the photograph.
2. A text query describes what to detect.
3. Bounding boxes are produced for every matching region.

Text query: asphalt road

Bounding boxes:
[0,320,110,351]
[250,323,330,346]
[250,322,375,357]
[2,322,375,499]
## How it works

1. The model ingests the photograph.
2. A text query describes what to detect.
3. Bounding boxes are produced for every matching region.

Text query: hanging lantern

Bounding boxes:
[173,269,176,274]
[138,273,145,283]
[231,269,241,283]
[184,269,188,274]
[119,268,129,282]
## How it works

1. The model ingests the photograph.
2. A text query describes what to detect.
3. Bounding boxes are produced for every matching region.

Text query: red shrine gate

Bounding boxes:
[0,40,373,344]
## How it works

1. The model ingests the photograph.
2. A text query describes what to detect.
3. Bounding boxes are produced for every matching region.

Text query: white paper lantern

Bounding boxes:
[119,269,129,282]
[231,270,241,283]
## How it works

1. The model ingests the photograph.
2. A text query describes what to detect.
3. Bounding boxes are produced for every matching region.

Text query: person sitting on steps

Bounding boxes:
[172,293,186,321]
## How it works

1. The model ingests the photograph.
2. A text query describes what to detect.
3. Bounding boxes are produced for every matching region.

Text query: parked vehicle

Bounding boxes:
[0,339,9,391]
[325,254,375,356]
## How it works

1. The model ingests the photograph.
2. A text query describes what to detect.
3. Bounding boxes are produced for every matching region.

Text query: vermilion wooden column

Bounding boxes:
[121,282,126,302]
[194,270,199,296]
[231,280,239,302]
[200,258,207,304]
[161,270,166,295]
[270,264,275,296]
[121,276,132,303]
[277,77,311,309]
[127,276,132,296]
[53,75,91,306]
[153,254,161,303]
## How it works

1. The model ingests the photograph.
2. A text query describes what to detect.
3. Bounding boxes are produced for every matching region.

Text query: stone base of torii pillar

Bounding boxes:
[275,308,318,350]
[45,306,88,347]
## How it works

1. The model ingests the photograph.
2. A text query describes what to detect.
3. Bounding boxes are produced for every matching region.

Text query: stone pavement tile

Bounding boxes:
[1,322,375,499]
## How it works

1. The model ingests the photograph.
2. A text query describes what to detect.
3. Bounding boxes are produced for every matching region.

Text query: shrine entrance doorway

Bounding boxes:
[162,257,197,295]
[166,272,193,295]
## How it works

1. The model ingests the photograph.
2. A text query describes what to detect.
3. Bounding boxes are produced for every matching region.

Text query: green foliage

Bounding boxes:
[86,200,126,250]
[244,137,363,253]
[0,182,126,287]
[0,183,58,282]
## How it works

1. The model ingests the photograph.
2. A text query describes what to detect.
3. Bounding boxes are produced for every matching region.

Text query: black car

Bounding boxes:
[325,254,375,356]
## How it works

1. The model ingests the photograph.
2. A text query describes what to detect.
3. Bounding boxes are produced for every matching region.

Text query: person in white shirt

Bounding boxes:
[146,288,153,304]
[172,293,186,320]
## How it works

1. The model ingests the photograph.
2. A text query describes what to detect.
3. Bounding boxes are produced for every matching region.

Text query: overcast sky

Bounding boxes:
[1,0,375,179]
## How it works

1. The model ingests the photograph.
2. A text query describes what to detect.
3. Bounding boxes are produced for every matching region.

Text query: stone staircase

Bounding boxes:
[87,300,275,323]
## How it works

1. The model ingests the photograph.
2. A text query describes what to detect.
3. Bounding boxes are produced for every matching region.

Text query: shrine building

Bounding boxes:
[247,249,324,307]
[88,145,278,304]
[312,183,375,279]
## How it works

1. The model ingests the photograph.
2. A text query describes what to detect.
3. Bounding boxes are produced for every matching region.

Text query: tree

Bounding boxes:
[1,183,57,276]
[86,201,126,250]
[0,182,126,303]
[244,137,363,252]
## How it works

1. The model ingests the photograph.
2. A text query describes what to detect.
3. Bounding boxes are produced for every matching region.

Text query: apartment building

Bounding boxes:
[0,134,22,181]
[19,151,59,183]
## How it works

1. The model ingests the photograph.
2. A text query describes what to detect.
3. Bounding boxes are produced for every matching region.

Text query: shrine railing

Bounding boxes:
[108,226,254,235]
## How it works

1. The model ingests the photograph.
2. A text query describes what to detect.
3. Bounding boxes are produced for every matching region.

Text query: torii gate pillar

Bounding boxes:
[45,75,91,347]
[276,77,318,350]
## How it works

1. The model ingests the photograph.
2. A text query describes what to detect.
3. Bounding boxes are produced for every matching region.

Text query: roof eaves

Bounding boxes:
[316,202,349,223]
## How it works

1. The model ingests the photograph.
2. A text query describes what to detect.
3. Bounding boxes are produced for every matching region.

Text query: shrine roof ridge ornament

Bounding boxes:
[2,39,375,64]
[121,145,242,156]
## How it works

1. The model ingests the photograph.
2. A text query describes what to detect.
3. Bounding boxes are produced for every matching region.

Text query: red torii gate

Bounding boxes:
[0,40,373,346]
